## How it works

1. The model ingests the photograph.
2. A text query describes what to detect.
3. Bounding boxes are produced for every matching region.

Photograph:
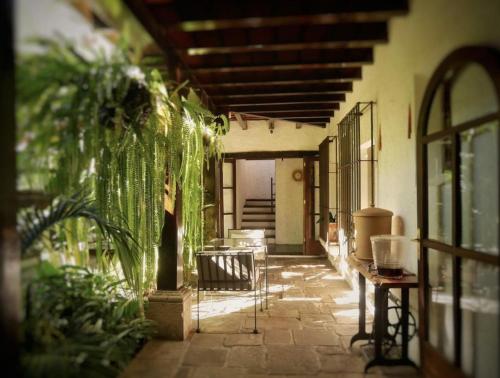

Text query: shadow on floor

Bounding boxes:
[121,257,421,378]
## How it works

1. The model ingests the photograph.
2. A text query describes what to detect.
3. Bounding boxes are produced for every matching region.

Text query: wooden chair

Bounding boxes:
[195,250,263,334]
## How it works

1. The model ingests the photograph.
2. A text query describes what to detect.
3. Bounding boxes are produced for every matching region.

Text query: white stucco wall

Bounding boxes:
[330,0,500,269]
[328,0,500,366]
[235,160,275,227]
[16,0,113,55]
[222,120,329,152]
[275,158,304,245]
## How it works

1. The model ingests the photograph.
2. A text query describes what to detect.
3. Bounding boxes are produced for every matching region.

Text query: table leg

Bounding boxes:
[365,287,385,372]
[365,287,418,372]
[401,288,409,360]
[350,272,371,346]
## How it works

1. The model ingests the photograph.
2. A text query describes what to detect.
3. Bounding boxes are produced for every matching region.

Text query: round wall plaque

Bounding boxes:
[292,169,303,182]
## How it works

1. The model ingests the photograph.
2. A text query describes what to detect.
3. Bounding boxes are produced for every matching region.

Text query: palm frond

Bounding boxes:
[19,193,141,291]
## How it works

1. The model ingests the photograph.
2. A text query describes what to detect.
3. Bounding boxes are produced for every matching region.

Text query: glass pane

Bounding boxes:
[314,188,320,213]
[329,172,336,212]
[427,84,446,134]
[451,63,499,126]
[223,162,233,187]
[314,215,320,240]
[314,161,320,185]
[428,249,454,362]
[461,259,499,377]
[427,138,453,244]
[223,189,233,213]
[460,122,499,255]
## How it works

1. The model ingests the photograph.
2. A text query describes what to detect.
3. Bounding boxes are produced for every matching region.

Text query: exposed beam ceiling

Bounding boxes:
[127,0,409,129]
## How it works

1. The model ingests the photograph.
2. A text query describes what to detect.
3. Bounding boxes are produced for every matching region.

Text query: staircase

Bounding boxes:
[241,198,275,241]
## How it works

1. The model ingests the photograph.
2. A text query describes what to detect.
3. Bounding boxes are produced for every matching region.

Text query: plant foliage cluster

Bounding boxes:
[22,263,154,378]
[17,38,226,294]
[17,38,227,377]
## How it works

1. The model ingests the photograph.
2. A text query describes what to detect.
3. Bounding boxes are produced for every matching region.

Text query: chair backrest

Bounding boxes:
[228,229,265,239]
[196,250,256,291]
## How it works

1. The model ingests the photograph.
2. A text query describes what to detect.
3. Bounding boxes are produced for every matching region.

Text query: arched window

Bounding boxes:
[417,47,500,378]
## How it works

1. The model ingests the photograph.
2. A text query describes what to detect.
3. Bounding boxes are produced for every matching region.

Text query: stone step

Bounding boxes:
[246,198,273,202]
[242,210,275,214]
[242,222,275,229]
[244,204,274,208]
[243,226,276,231]
[241,218,275,223]
[241,213,275,220]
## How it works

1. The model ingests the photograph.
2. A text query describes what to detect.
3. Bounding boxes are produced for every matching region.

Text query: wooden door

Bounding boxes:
[319,137,330,244]
[304,157,324,255]
[417,47,500,378]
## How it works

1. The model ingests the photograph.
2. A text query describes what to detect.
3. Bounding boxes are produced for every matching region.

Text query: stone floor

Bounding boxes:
[121,258,421,378]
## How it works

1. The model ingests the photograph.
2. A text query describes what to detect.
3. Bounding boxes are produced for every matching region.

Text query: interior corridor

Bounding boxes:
[122,258,420,378]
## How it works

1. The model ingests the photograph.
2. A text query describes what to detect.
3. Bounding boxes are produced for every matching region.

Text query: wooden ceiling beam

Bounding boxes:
[204,82,353,96]
[224,101,340,108]
[124,0,217,111]
[201,78,356,88]
[282,117,330,123]
[221,103,338,112]
[148,1,409,31]
[199,68,362,85]
[176,23,387,55]
[218,94,345,105]
[211,91,348,99]
[192,61,369,74]
[247,110,334,118]
[183,48,373,69]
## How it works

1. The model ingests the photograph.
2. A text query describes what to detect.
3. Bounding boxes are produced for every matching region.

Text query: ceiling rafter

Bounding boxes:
[126,0,409,128]
[144,0,409,31]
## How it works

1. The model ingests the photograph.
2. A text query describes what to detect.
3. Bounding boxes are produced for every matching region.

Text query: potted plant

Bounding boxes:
[328,212,338,243]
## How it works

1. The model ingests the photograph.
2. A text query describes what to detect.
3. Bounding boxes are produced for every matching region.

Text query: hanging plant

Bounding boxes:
[17,38,170,307]
[17,37,226,292]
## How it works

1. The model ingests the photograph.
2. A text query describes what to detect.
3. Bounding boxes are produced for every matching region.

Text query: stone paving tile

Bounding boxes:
[316,345,346,355]
[331,324,361,336]
[300,313,334,323]
[268,308,300,318]
[121,357,181,378]
[244,315,302,330]
[224,333,263,346]
[319,353,367,374]
[198,314,245,333]
[191,367,248,378]
[293,329,340,346]
[182,346,228,367]
[134,339,188,360]
[172,366,192,378]
[190,333,225,348]
[264,329,293,345]
[227,346,267,371]
[267,345,320,375]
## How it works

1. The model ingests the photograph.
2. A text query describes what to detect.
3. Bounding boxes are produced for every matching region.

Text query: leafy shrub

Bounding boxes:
[22,263,154,378]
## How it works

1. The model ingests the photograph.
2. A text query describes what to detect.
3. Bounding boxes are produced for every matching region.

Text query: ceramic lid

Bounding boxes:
[352,207,393,217]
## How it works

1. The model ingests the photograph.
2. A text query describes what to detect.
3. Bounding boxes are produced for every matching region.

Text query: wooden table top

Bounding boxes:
[347,254,418,288]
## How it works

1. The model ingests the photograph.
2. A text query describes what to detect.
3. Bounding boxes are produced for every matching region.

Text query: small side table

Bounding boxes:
[347,254,418,372]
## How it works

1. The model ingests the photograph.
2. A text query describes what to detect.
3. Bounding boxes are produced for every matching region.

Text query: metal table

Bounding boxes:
[348,254,418,372]
[207,237,269,309]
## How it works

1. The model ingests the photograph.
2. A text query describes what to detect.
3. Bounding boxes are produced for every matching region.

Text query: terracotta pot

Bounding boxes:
[353,207,393,260]
[328,223,338,243]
